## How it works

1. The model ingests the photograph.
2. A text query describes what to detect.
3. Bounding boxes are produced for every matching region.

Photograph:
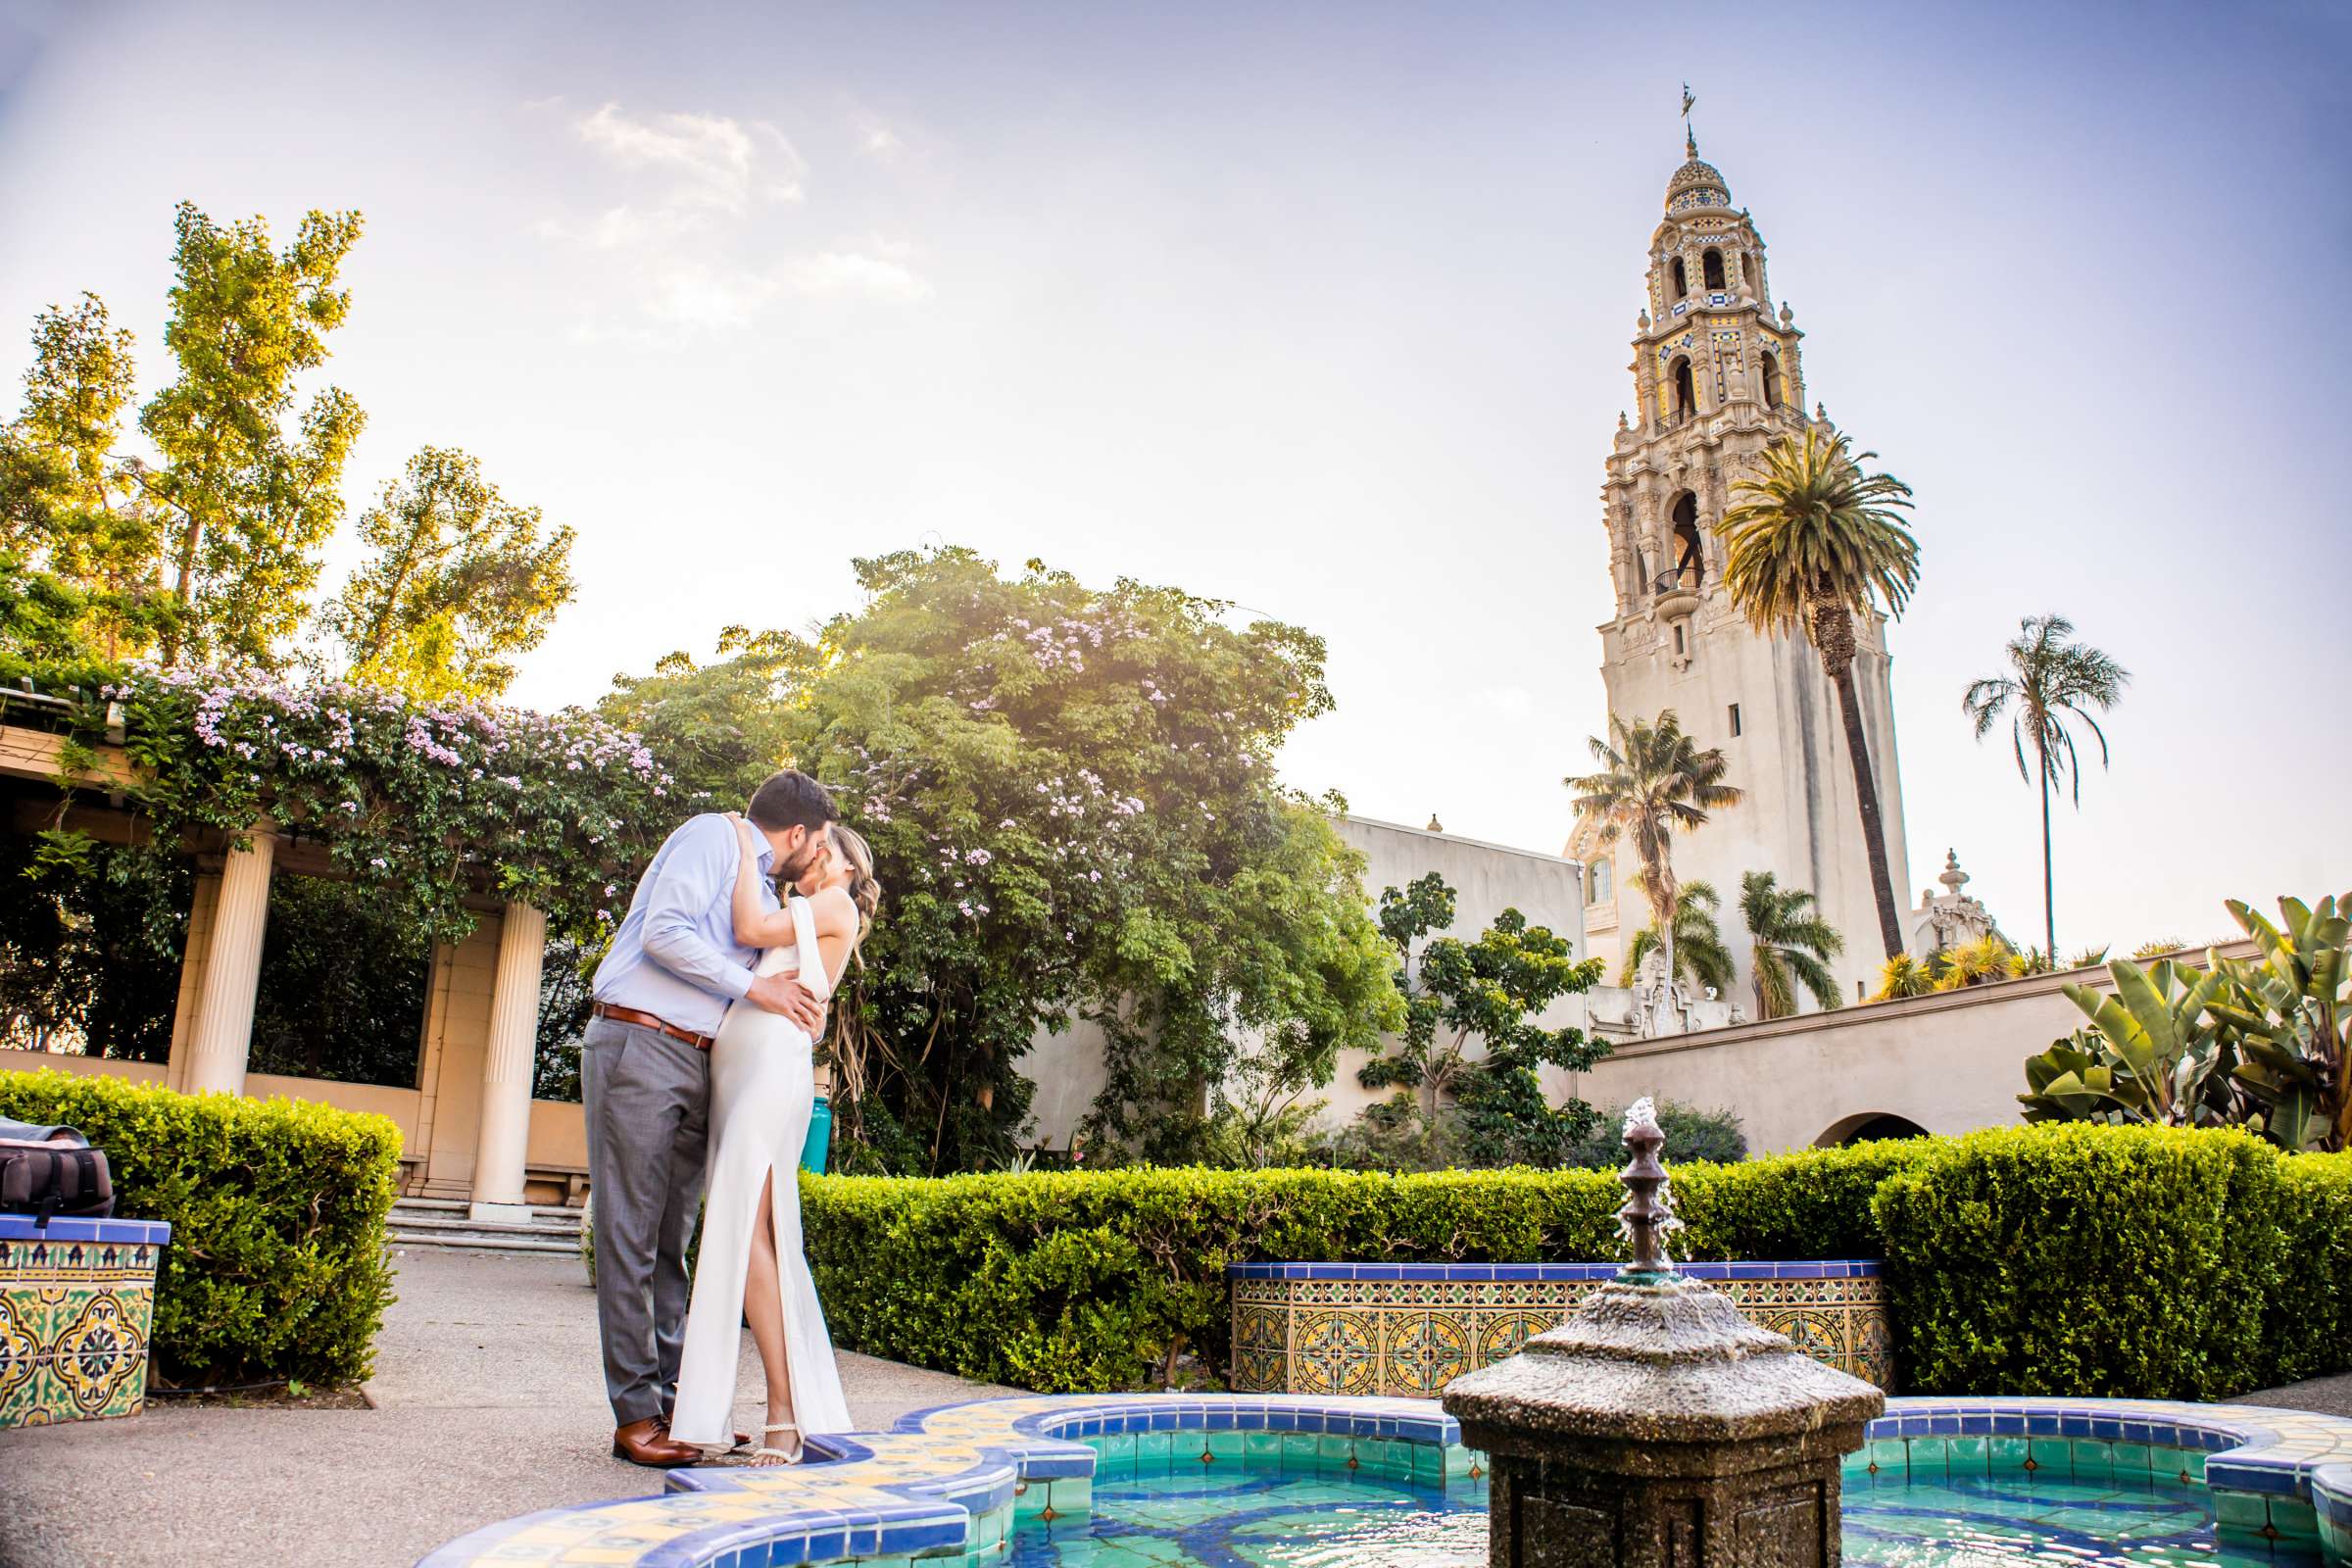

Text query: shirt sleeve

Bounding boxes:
[639,815,756,1002]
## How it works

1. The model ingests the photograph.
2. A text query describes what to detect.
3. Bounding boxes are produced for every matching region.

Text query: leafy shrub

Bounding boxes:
[804,1146,1912,1393]
[0,1068,401,1387]
[1565,1101,1750,1170]
[2268,1151,2352,1386]
[1872,1124,2286,1400]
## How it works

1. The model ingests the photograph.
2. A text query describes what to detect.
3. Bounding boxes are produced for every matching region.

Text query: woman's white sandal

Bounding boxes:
[750,1420,804,1467]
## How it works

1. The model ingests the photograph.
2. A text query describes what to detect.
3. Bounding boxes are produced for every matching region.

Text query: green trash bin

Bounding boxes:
[801,1096,832,1174]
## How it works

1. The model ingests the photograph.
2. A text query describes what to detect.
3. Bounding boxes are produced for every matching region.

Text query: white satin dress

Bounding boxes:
[667,895,855,1450]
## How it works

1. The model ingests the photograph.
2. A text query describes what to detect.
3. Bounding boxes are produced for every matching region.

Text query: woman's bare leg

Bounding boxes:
[742,1167,801,1463]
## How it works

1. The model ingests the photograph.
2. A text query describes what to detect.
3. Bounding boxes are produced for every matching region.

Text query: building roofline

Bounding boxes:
[1338,813,1583,873]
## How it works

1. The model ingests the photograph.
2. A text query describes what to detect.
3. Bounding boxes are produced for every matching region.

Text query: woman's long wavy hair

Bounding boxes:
[827,823,881,956]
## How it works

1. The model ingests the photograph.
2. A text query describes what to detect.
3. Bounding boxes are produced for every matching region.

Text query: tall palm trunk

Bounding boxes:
[1812,598,1904,961]
[2036,734,2055,958]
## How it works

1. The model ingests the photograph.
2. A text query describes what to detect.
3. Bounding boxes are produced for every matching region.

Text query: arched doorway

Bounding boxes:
[1815,1112,1931,1147]
[1702,248,1726,290]
[1760,350,1784,409]
[1668,492,1703,589]
[1670,256,1689,297]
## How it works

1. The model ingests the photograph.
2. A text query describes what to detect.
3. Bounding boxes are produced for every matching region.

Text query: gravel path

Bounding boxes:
[0,1244,1010,1568]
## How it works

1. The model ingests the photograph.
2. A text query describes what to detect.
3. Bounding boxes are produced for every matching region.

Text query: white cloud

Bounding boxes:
[782,244,932,302]
[576,102,805,211]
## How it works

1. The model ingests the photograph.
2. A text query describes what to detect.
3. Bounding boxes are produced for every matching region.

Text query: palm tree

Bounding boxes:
[1715,427,1921,961]
[1621,878,1735,997]
[1566,710,1742,988]
[1961,613,2131,958]
[1740,870,1844,1019]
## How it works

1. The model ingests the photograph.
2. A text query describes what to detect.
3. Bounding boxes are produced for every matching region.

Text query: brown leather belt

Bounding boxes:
[591,1003,715,1053]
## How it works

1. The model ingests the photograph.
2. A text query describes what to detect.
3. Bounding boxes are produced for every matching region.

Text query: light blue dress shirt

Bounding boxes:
[591,813,778,1037]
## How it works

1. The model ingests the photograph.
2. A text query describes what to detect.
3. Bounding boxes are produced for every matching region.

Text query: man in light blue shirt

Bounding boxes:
[583,767,838,1466]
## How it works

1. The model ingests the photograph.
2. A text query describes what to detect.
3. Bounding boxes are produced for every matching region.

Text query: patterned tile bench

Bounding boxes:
[1228,1258,1891,1396]
[0,1212,172,1428]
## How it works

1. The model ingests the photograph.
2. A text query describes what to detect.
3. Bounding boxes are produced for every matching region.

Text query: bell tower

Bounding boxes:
[1569,125,1910,1010]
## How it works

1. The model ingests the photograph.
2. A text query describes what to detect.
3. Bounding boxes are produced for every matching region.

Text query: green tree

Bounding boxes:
[138,202,366,668]
[1740,869,1844,1019]
[1566,710,1741,989]
[0,295,160,662]
[607,548,1397,1172]
[1715,427,1920,960]
[326,446,575,700]
[1355,872,1607,1168]
[1961,613,2131,958]
[598,625,808,808]
[1620,876,1735,997]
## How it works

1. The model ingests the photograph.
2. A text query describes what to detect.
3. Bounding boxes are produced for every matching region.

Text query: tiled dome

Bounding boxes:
[1666,141,1731,212]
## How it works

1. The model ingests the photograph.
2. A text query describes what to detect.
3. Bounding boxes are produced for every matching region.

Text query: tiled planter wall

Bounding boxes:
[0,1213,172,1428]
[1229,1259,1891,1396]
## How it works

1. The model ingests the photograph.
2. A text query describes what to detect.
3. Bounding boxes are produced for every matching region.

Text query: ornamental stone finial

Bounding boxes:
[1442,1092,1886,1567]
[1616,1098,1680,1278]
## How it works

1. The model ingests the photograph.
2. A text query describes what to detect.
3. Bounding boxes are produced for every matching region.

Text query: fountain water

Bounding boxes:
[1443,1098,1886,1566]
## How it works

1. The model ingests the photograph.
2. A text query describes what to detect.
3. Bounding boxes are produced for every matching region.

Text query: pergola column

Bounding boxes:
[469,901,547,1223]
[181,823,276,1098]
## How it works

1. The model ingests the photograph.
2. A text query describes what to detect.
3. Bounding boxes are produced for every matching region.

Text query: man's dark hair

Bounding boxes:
[746,769,840,833]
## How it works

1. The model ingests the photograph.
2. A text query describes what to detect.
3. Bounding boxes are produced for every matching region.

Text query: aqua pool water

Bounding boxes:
[1006,1455,2320,1567]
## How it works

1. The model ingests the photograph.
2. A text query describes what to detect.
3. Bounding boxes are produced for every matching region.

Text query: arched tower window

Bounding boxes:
[1760,350,1784,410]
[1670,256,1689,297]
[1702,248,1726,290]
[1669,492,1703,588]
[1588,857,1613,906]
[1670,356,1695,422]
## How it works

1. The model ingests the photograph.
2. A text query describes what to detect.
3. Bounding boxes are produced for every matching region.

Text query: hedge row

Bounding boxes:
[0,1069,401,1388]
[804,1140,1935,1393]
[805,1127,2352,1401]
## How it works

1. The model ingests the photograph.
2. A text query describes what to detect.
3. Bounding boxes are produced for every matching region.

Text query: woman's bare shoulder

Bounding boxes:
[806,885,858,932]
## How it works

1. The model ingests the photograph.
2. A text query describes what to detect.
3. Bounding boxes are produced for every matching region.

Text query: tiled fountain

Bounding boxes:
[1442,1098,1884,1564]
[418,1107,2352,1566]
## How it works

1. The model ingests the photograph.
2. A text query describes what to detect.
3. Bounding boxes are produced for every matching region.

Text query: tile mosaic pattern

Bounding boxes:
[1226,1259,1892,1396]
[416,1393,2352,1568]
[0,1213,170,1430]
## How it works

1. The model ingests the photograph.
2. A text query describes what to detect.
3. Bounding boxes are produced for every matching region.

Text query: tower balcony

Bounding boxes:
[1652,564,1703,620]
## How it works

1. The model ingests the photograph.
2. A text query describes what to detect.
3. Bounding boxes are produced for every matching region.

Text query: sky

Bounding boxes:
[0,0,2346,956]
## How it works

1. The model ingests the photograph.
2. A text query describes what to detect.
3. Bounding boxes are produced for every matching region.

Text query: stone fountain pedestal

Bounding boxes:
[1442,1102,1885,1567]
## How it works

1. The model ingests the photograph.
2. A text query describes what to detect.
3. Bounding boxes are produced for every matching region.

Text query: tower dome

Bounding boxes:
[1665,132,1731,213]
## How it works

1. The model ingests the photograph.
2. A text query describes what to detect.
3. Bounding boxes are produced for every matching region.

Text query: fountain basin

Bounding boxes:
[416,1394,2352,1566]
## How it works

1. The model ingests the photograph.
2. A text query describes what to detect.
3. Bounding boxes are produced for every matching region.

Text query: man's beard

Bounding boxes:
[778,836,826,887]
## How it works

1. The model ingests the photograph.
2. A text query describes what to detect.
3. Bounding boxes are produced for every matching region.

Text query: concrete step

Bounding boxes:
[386,1200,584,1253]
[390,1211,581,1236]
[387,1231,581,1255]
[392,1198,583,1223]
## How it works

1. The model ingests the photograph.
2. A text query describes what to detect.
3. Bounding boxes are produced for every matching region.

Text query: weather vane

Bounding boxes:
[1681,82,1697,155]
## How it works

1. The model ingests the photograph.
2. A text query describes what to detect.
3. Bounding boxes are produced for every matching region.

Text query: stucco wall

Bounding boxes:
[1569,943,2257,1154]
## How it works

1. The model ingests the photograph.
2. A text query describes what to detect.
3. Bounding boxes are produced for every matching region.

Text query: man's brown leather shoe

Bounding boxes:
[612,1416,700,1467]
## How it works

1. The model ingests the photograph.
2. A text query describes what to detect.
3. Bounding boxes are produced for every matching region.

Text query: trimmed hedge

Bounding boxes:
[2269,1150,2352,1387]
[1872,1124,2286,1400]
[807,1128,2352,1400]
[804,1140,1934,1393]
[0,1068,401,1387]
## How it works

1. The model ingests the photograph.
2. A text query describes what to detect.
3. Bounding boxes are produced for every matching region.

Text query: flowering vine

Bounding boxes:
[59,664,681,950]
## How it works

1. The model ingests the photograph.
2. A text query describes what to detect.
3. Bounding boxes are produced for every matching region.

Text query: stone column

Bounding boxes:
[468,902,547,1224]
[180,824,277,1098]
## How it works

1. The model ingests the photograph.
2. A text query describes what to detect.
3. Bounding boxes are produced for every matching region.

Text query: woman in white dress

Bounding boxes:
[668,816,878,1464]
